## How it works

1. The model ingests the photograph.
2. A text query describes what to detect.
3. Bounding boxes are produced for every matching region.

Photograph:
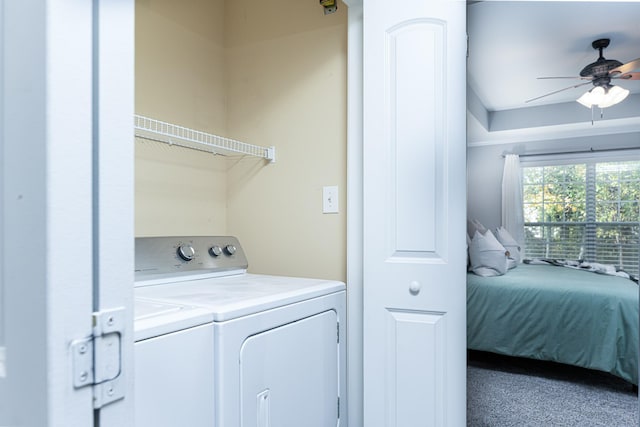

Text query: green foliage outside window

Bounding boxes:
[523,160,639,276]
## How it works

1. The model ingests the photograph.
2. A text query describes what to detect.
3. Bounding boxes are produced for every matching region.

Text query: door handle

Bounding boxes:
[409,281,421,295]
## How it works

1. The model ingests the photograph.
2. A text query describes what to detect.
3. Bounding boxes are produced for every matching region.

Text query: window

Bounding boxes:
[523,159,640,276]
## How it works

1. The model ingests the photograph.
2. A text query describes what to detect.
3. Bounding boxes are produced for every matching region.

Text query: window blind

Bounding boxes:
[522,160,639,276]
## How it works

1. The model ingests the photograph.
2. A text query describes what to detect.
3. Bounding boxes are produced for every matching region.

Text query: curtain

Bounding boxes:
[502,154,525,256]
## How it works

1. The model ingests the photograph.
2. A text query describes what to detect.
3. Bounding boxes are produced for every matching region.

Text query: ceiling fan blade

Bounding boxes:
[610,58,640,75]
[537,76,592,80]
[525,81,593,104]
[613,72,640,81]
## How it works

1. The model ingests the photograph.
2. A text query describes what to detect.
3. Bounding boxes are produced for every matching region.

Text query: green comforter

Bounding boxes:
[467,263,638,384]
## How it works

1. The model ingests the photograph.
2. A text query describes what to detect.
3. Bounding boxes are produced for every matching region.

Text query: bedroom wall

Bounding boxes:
[225,0,348,281]
[467,144,504,231]
[467,131,640,231]
[135,0,228,236]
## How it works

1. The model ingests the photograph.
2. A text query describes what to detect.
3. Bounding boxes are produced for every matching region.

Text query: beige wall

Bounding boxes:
[135,0,348,282]
[225,1,347,281]
[135,0,228,236]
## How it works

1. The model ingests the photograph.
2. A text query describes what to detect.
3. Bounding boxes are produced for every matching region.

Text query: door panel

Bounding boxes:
[389,20,444,255]
[363,0,467,425]
[385,310,446,426]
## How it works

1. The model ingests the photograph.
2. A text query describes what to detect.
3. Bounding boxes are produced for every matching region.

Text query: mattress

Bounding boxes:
[467,263,639,384]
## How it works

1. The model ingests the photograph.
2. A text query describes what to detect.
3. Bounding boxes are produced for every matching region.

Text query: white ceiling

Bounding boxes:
[467,1,640,145]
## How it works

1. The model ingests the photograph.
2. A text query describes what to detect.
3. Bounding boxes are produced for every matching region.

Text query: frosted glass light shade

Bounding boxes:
[577,85,630,108]
[598,85,629,108]
[577,86,604,107]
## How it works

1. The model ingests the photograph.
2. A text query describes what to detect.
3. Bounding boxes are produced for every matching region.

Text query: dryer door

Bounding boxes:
[240,310,339,427]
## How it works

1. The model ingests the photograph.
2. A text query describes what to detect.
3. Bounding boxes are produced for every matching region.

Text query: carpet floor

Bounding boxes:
[467,351,638,426]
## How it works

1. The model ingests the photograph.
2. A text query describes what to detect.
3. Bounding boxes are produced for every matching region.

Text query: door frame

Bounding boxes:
[0,0,134,425]
[342,1,364,426]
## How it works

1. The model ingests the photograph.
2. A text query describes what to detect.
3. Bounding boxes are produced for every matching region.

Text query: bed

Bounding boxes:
[467,263,639,385]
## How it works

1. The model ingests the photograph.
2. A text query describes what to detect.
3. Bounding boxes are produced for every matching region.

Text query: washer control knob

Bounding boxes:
[209,245,223,257]
[177,244,195,261]
[224,244,237,256]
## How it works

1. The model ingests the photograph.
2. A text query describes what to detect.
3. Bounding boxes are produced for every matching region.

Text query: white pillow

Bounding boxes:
[466,233,472,270]
[467,219,487,239]
[469,230,509,277]
[494,226,521,267]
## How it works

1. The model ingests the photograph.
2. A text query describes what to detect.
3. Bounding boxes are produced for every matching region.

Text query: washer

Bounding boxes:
[134,296,215,426]
[134,236,347,427]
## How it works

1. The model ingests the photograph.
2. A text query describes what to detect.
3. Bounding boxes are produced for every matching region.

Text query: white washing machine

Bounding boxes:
[134,296,215,426]
[134,236,347,427]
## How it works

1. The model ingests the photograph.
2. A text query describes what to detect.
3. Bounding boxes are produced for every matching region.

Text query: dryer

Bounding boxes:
[134,236,347,427]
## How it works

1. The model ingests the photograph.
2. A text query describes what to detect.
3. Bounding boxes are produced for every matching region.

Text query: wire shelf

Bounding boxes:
[134,115,275,163]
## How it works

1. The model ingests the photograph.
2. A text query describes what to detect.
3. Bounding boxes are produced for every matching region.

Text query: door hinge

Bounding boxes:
[466,33,469,59]
[71,307,125,409]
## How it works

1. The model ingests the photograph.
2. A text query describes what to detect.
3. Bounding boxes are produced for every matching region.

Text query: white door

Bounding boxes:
[0,0,134,425]
[362,0,467,425]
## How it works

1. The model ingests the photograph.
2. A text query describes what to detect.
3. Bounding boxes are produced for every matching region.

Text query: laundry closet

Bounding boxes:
[133,3,350,426]
[135,0,348,282]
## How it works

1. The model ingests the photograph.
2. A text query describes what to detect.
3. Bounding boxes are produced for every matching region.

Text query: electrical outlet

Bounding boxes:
[323,186,339,214]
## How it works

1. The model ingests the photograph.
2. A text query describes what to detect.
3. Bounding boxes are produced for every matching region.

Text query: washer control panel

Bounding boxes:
[135,236,248,278]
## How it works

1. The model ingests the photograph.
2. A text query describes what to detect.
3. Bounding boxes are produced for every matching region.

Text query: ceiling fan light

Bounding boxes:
[576,85,630,109]
[576,86,605,108]
[597,85,629,108]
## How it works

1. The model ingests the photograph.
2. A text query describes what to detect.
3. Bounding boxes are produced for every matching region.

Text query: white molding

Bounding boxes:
[467,112,640,148]
[346,2,363,427]
[94,0,135,424]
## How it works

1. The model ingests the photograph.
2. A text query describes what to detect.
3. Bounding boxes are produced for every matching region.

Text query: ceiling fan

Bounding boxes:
[526,38,640,108]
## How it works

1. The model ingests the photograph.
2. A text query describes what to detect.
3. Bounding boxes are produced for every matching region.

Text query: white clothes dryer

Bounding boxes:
[134,236,347,427]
